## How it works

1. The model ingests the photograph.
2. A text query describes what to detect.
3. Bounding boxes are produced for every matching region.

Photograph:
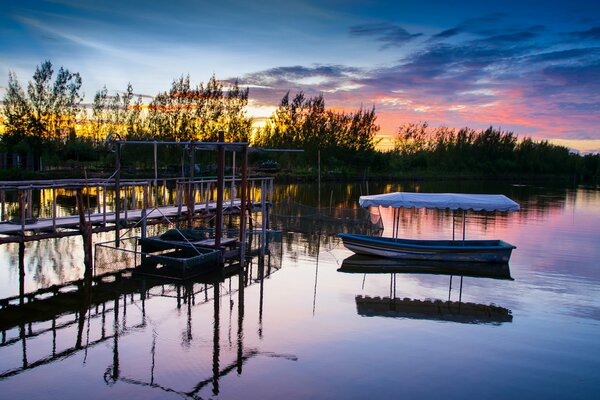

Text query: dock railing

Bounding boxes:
[0,176,274,242]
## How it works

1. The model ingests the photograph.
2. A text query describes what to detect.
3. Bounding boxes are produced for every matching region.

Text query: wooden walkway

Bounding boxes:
[0,199,263,244]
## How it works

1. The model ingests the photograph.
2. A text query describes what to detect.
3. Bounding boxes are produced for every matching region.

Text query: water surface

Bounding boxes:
[0,180,598,399]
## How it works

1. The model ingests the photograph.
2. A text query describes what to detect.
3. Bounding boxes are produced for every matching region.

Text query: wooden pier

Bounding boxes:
[0,176,273,244]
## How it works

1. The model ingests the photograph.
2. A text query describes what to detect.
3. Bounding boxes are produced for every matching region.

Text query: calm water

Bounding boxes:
[0,180,599,399]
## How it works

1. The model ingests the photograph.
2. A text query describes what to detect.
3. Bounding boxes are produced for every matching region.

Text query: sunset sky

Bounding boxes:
[1,0,600,152]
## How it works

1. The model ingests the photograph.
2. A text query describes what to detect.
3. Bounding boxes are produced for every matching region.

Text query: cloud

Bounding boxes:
[431,13,507,40]
[349,23,422,49]
[238,14,600,145]
[566,26,600,40]
[527,47,600,63]
[237,64,362,96]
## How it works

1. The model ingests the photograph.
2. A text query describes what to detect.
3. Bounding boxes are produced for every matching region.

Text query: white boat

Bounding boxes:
[338,192,519,263]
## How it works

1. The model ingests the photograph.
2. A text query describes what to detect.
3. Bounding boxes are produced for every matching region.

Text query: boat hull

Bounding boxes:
[337,233,515,263]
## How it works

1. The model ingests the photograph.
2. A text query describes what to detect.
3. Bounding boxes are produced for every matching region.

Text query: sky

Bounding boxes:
[1,0,600,152]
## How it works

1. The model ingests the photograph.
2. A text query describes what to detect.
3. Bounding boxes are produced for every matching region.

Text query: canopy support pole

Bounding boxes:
[462,210,466,242]
[391,208,396,239]
[452,211,456,241]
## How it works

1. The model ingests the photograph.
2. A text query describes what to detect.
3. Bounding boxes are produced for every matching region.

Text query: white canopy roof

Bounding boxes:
[359,192,520,212]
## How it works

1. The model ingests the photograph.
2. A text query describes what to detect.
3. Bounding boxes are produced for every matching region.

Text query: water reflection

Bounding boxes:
[0,247,293,398]
[1,181,600,399]
[0,180,585,291]
[339,255,513,325]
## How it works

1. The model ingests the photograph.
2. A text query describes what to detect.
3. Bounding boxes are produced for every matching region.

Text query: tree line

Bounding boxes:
[391,122,600,179]
[0,60,253,169]
[1,60,599,180]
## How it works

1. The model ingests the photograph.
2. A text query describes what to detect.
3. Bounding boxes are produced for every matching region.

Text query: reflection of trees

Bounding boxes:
[0,180,579,289]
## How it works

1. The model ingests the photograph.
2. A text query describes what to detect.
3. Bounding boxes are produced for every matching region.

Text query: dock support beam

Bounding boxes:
[76,189,93,271]
[215,131,225,253]
[239,145,248,258]
[115,142,121,247]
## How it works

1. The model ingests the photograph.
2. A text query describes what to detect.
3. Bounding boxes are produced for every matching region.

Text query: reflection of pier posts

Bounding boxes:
[18,242,25,306]
[258,252,265,338]
[212,282,221,395]
[111,296,120,383]
[76,260,93,349]
[237,265,245,374]
[20,323,28,369]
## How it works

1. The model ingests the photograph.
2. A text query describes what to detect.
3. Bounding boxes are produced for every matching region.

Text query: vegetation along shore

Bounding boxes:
[2,61,599,182]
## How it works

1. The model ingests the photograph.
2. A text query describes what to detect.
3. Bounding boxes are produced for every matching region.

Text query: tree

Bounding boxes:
[255,91,379,153]
[146,74,251,142]
[1,71,31,146]
[26,60,82,141]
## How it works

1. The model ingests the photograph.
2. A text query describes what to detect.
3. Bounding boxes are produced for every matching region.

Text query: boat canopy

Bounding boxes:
[359,192,520,212]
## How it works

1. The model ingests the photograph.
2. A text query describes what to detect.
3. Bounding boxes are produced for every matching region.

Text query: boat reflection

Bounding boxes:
[338,255,513,325]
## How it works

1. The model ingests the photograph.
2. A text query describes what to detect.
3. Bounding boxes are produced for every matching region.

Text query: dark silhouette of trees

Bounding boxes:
[1,60,599,180]
[255,92,378,153]
[392,122,597,178]
[1,60,82,169]
[253,92,380,174]
[145,75,251,142]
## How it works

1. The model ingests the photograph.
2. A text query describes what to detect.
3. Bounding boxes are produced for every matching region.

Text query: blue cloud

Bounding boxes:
[349,23,423,49]
[566,27,600,40]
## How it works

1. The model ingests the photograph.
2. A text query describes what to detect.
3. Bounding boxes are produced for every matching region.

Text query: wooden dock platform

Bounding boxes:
[0,199,265,244]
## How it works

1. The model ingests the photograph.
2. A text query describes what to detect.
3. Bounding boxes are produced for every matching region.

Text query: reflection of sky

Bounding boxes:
[2,1,600,151]
[1,184,600,399]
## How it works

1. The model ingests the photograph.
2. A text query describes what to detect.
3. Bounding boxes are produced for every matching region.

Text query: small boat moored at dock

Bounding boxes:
[338,234,516,263]
[338,192,519,263]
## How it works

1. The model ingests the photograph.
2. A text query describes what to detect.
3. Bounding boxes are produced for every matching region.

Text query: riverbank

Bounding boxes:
[0,166,583,185]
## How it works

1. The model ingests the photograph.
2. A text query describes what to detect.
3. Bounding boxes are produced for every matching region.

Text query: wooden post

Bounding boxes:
[76,188,93,271]
[115,142,121,246]
[19,242,25,306]
[260,179,266,255]
[205,182,210,211]
[215,132,225,252]
[1,190,5,222]
[176,182,183,225]
[19,190,25,234]
[239,146,248,257]
[154,141,158,208]
[131,185,136,210]
[261,180,266,229]
[267,178,273,230]
[141,184,148,240]
[124,188,128,224]
[52,188,57,231]
[27,189,33,219]
[103,185,107,227]
[189,144,195,227]
[231,152,236,209]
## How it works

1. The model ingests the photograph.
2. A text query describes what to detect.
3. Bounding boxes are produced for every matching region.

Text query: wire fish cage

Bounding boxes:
[269,200,383,235]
